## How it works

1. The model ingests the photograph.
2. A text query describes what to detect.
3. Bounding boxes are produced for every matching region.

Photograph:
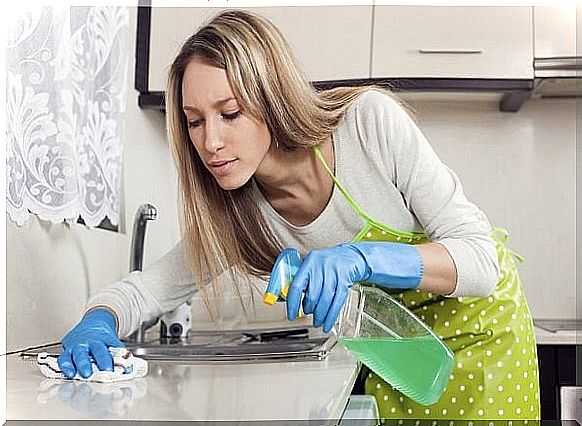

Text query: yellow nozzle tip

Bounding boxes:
[263,293,278,306]
[281,283,290,299]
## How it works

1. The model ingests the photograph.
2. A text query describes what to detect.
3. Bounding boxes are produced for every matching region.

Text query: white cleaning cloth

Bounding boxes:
[37,347,148,383]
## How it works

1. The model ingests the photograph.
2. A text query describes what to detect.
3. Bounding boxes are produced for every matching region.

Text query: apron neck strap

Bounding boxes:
[312,145,371,221]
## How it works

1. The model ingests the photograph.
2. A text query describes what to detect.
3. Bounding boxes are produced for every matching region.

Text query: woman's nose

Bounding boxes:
[204,122,225,153]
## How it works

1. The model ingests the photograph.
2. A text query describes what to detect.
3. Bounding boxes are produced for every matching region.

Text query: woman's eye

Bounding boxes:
[188,119,202,129]
[187,111,240,128]
[222,110,241,121]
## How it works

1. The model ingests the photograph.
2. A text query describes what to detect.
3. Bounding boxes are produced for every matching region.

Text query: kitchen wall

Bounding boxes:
[6,8,577,352]
[405,94,576,320]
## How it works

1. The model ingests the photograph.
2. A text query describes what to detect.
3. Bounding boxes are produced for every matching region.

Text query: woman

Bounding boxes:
[59,9,540,420]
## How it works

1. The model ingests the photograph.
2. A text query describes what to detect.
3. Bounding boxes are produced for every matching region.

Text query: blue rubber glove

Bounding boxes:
[57,309,124,379]
[286,242,423,333]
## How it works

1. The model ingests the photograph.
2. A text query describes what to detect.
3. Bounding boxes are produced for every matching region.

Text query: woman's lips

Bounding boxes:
[209,159,237,176]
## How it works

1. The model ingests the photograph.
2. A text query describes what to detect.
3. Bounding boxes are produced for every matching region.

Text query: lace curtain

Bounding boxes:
[6,6,130,227]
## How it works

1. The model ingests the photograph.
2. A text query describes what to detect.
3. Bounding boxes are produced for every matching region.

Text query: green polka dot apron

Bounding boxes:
[314,147,540,421]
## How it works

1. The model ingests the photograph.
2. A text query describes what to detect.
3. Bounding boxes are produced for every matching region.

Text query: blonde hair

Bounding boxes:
[166,9,402,317]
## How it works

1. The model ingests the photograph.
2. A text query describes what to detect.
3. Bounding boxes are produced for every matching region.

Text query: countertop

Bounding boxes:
[6,343,359,421]
[5,316,576,422]
[534,322,580,345]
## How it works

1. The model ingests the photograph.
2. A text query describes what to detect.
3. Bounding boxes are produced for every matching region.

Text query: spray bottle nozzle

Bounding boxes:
[264,248,304,315]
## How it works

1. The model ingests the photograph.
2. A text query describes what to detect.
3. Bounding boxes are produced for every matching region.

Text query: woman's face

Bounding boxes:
[181,58,272,190]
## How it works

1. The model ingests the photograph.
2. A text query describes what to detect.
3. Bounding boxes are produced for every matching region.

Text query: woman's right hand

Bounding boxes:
[57,309,124,379]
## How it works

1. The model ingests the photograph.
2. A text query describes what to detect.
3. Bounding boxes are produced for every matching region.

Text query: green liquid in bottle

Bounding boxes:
[339,336,454,405]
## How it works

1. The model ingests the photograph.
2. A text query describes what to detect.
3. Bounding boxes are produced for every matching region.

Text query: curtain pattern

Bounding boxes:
[6,6,130,227]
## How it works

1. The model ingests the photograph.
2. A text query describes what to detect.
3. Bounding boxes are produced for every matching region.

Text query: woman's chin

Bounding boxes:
[215,174,251,191]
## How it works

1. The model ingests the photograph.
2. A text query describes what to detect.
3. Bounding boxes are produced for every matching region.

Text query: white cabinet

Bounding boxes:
[254,7,372,82]
[147,6,373,93]
[533,5,577,58]
[139,5,542,112]
[148,7,207,94]
[560,387,582,423]
[532,5,578,80]
[371,6,533,79]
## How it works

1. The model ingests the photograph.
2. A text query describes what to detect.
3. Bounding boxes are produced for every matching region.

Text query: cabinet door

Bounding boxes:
[560,387,582,422]
[533,5,577,58]
[372,6,533,79]
[148,6,373,93]
[148,7,210,94]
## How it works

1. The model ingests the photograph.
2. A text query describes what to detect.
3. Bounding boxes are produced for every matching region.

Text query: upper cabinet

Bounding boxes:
[251,7,373,82]
[533,5,576,58]
[531,5,579,97]
[371,6,533,79]
[147,6,373,93]
[138,5,551,112]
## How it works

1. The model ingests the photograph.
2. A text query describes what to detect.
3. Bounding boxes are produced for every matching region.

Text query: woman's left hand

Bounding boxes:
[284,242,424,333]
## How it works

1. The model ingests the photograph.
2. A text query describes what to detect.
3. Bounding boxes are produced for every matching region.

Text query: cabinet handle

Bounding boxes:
[418,49,483,54]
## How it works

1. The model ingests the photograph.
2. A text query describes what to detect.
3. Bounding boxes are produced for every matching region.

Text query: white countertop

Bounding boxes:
[6,311,575,421]
[6,344,359,421]
[534,325,579,345]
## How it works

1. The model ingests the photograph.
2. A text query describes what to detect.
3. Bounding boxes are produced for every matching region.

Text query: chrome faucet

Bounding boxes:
[130,203,158,272]
[125,203,158,344]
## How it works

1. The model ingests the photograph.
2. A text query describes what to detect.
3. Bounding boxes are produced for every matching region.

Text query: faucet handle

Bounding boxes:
[136,203,157,221]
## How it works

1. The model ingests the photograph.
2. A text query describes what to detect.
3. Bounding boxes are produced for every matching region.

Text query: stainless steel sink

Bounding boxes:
[125,327,336,363]
[21,327,337,364]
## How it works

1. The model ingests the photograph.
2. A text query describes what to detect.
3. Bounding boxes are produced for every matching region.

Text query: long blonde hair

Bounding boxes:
[166,9,401,316]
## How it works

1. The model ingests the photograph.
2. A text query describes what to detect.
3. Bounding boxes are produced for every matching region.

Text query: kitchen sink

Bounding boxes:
[125,327,336,363]
[21,326,337,364]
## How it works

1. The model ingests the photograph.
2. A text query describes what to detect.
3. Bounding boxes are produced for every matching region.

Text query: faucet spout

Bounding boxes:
[126,203,158,344]
[130,203,157,272]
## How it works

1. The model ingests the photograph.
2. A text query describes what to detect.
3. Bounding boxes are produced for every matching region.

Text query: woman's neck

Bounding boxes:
[255,136,335,226]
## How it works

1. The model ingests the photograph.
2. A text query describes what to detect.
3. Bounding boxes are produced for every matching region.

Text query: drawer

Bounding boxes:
[372,6,533,79]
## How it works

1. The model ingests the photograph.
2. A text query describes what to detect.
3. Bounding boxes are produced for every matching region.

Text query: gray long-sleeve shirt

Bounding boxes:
[87,90,500,337]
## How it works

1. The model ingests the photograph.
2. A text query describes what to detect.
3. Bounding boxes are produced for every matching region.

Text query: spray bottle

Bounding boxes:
[263,248,303,317]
